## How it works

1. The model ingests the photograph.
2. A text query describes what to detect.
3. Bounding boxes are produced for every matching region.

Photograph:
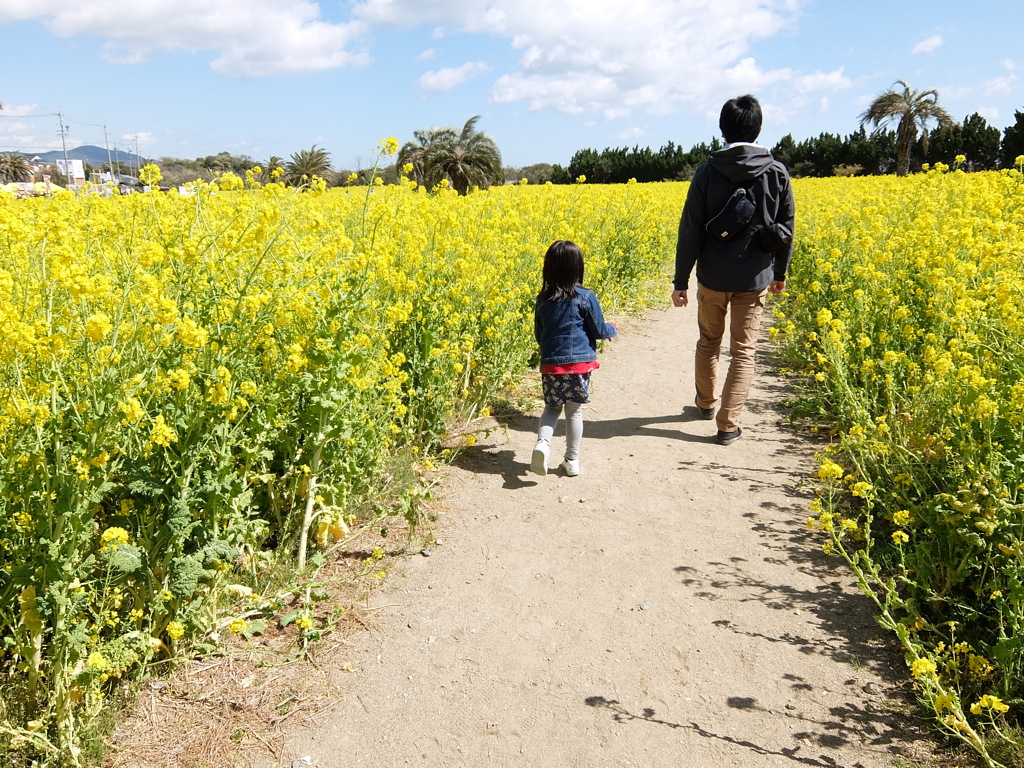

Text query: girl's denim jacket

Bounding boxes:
[534,286,617,367]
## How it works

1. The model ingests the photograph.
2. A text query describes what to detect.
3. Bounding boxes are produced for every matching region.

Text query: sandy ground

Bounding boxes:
[279,304,936,768]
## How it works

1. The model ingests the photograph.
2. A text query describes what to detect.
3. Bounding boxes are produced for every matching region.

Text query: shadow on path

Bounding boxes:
[452,408,712,485]
[487,405,717,441]
[584,695,900,767]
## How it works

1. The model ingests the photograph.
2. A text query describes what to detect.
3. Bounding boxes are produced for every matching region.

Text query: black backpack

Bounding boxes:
[705,171,792,252]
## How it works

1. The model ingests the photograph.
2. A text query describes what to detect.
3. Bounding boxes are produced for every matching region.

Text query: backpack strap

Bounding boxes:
[757,169,780,227]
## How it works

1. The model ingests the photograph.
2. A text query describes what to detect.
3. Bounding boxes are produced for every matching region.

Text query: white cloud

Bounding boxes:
[938,83,970,102]
[0,111,63,153]
[416,48,436,61]
[614,126,647,142]
[123,131,157,150]
[912,34,943,55]
[353,0,839,120]
[793,68,851,94]
[976,106,1000,123]
[0,104,59,152]
[1002,58,1019,71]
[419,61,491,92]
[353,0,479,29]
[984,74,1017,96]
[2,0,371,76]
[0,103,40,117]
[4,0,846,122]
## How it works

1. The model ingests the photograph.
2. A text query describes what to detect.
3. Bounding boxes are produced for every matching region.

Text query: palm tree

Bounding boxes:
[261,155,284,183]
[859,80,955,176]
[397,126,458,187]
[284,145,333,186]
[0,152,31,183]
[422,116,503,195]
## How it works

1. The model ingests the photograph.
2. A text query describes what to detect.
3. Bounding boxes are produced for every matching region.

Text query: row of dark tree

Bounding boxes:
[548,110,1024,184]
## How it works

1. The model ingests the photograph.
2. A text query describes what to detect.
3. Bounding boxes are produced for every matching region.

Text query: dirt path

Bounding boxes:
[284,305,932,768]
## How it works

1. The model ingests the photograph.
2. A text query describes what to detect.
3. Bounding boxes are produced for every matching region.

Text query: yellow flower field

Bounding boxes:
[0,168,679,764]
[2,157,1023,765]
[775,163,1024,766]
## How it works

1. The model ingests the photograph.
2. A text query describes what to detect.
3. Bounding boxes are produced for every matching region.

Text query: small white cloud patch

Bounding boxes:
[419,61,491,92]
[912,34,943,55]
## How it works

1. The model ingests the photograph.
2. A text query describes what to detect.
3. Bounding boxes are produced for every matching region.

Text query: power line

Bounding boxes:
[1,109,134,156]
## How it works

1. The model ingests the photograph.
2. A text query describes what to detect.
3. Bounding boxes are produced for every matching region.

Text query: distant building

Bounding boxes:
[55,158,87,188]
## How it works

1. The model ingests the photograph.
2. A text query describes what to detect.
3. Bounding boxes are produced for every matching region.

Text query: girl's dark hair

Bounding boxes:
[540,240,585,301]
[719,94,762,144]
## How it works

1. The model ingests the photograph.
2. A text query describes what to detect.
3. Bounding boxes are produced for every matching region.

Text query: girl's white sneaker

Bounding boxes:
[531,444,549,476]
[560,459,580,477]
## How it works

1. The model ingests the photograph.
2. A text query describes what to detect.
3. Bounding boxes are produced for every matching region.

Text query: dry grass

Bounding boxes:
[105,433,469,768]
[107,547,395,768]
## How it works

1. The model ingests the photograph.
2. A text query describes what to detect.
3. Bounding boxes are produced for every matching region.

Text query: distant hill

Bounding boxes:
[32,145,148,168]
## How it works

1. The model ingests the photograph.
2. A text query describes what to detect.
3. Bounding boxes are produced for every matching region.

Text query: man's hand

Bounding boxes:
[671,289,688,307]
[769,280,785,295]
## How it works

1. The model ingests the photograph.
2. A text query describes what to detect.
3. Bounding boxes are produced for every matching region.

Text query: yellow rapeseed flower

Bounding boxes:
[99,526,130,551]
[817,460,844,480]
[86,652,110,671]
[911,657,937,678]
[119,396,146,424]
[148,414,177,447]
[970,694,1009,715]
[85,313,114,342]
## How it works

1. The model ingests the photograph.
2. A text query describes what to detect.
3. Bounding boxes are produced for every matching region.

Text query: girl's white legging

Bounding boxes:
[536,401,584,461]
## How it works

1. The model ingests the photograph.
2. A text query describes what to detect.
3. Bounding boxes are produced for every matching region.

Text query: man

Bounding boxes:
[671,94,795,446]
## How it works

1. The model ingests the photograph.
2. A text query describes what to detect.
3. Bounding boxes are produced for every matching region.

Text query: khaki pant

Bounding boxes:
[694,285,768,433]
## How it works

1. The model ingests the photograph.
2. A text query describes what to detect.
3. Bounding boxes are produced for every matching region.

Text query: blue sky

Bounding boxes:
[1,0,1021,170]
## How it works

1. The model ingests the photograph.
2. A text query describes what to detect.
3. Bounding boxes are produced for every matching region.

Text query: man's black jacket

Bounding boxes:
[673,143,795,292]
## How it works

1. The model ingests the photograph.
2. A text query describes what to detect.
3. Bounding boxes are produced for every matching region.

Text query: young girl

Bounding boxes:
[531,240,617,477]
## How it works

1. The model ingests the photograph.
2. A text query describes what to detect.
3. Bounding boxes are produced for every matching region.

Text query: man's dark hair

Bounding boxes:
[720,95,763,144]
[539,240,585,301]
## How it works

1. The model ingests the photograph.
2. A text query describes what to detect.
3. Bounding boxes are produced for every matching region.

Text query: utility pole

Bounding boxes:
[57,108,71,185]
[103,124,114,181]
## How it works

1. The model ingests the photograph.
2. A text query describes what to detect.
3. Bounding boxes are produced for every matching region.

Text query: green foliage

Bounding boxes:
[148,153,259,187]
[560,140,720,184]
[397,118,503,194]
[859,80,956,176]
[260,156,285,185]
[0,153,31,183]
[775,169,1024,767]
[775,128,897,178]
[420,116,503,194]
[397,125,459,188]
[924,113,1002,170]
[509,163,555,185]
[1000,110,1024,170]
[285,145,334,187]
